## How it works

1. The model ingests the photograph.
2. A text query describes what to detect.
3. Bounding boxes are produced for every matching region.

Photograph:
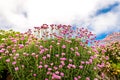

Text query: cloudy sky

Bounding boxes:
[0,0,120,39]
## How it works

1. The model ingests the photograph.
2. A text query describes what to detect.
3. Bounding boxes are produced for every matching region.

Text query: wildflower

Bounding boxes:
[15,53,19,57]
[72,65,76,68]
[60,58,66,61]
[21,65,24,68]
[38,65,43,68]
[19,44,24,49]
[86,77,90,80]
[43,56,47,60]
[12,49,16,53]
[53,66,58,70]
[79,65,83,69]
[15,67,19,71]
[55,54,59,57]
[57,42,60,45]
[13,56,17,60]
[44,64,48,68]
[20,37,24,41]
[86,61,90,64]
[40,45,44,49]
[75,47,78,50]
[75,52,80,56]
[78,76,81,79]
[61,53,65,56]
[59,64,63,68]
[55,71,59,74]
[31,53,36,56]
[105,56,109,60]
[45,78,48,80]
[89,59,93,64]
[39,61,42,64]
[35,55,39,59]
[81,61,85,64]
[62,45,66,49]
[74,77,78,80]
[47,54,50,58]
[70,48,74,51]
[47,71,51,75]
[52,73,61,79]
[33,74,37,77]
[50,63,54,66]
[50,45,53,49]
[6,59,10,63]
[12,61,16,65]
[60,72,64,77]
[48,68,52,71]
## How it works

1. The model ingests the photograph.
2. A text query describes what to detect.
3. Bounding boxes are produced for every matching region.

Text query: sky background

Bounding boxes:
[0,0,120,40]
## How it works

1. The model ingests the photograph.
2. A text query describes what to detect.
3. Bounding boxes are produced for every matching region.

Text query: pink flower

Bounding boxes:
[50,63,54,66]
[53,66,58,70]
[15,53,19,57]
[72,65,76,68]
[70,48,74,51]
[0,50,4,53]
[20,37,24,41]
[12,49,16,53]
[39,61,42,64]
[38,65,43,68]
[6,59,10,63]
[68,59,72,62]
[21,65,24,68]
[40,49,45,54]
[62,45,66,49]
[33,74,37,77]
[40,45,43,49]
[55,71,59,74]
[75,52,80,56]
[74,77,78,80]
[48,68,52,71]
[60,72,64,77]
[52,73,61,79]
[79,65,83,69]
[47,71,52,75]
[47,54,50,58]
[59,65,63,68]
[86,77,90,80]
[61,53,65,56]
[50,45,53,49]
[43,56,47,60]
[19,44,24,49]
[86,61,90,64]
[12,61,16,65]
[60,58,66,61]
[31,53,36,56]
[45,78,48,80]
[55,54,59,57]
[75,47,78,50]
[78,76,81,79]
[89,59,93,64]
[57,43,60,45]
[81,61,85,64]
[105,56,109,60]
[15,67,19,71]
[44,64,48,68]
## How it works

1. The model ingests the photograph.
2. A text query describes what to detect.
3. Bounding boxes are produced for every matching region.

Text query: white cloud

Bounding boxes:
[0,0,120,35]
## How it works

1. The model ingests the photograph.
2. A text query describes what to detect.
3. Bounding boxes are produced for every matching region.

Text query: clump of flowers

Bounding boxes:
[0,24,111,80]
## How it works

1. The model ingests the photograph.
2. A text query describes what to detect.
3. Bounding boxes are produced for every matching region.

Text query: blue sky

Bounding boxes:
[0,0,120,40]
